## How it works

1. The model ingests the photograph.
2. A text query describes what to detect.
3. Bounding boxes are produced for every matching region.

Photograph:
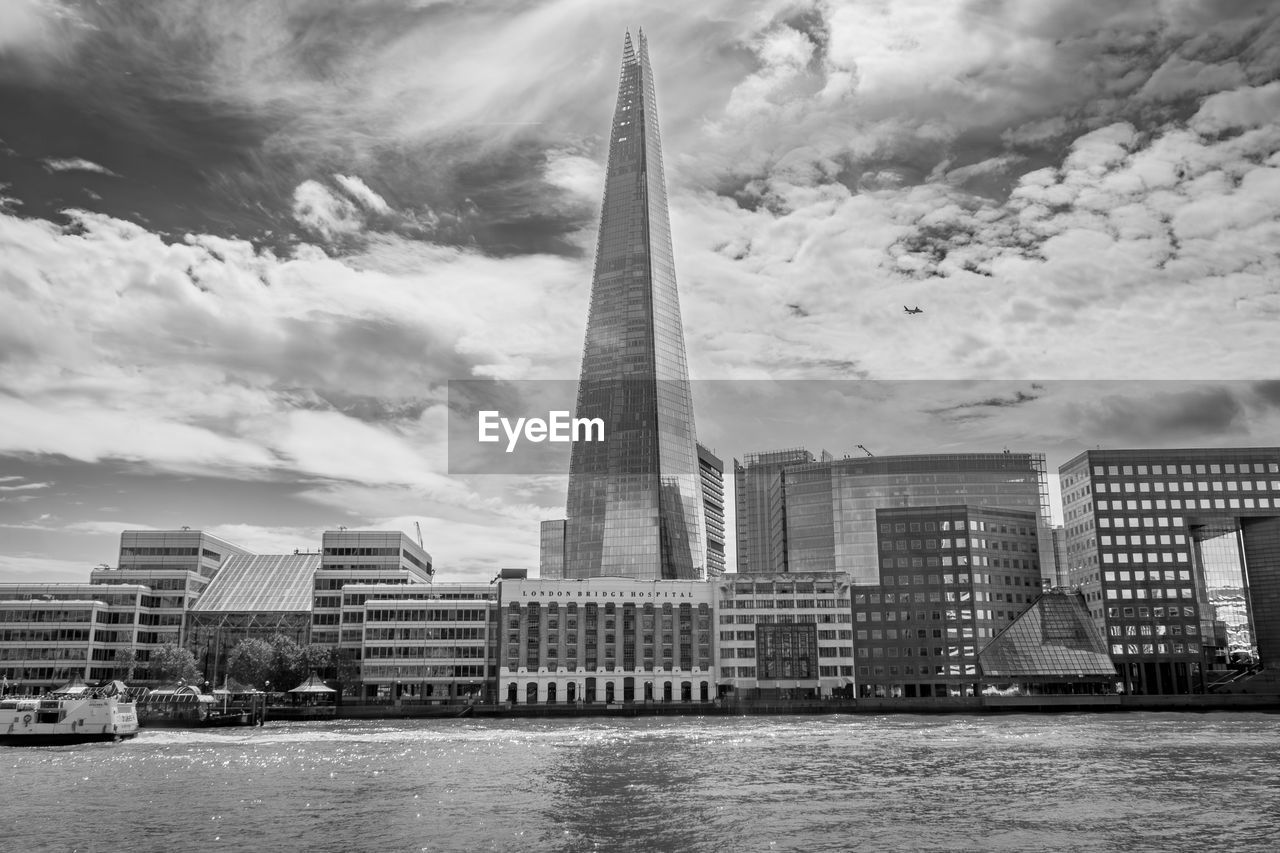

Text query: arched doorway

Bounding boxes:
[566,682,577,703]
[526,683,538,704]
[644,681,654,702]
[663,682,673,702]
[605,681,616,704]
[547,682,558,704]
[680,681,692,702]
[623,677,635,703]
[699,681,709,702]
[507,683,518,704]
[585,677,597,704]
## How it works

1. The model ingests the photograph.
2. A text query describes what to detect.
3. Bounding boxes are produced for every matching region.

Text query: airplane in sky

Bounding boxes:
[903,305,924,315]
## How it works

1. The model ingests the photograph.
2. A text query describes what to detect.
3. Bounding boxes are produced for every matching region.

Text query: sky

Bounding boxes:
[2,0,1279,584]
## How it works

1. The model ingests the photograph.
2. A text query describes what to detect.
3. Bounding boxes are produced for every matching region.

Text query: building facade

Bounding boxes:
[539,519,566,580]
[737,451,1054,585]
[734,448,816,574]
[311,530,434,664]
[1059,447,1280,694]
[498,578,715,704]
[561,31,705,581]
[853,506,1044,698]
[356,582,499,702]
[713,572,855,699]
[187,553,322,683]
[698,444,727,579]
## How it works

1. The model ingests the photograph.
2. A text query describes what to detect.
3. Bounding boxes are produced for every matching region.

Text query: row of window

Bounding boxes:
[1092,462,1279,476]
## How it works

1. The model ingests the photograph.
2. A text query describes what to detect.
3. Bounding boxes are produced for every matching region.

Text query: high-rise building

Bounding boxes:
[698,444,726,579]
[562,31,705,581]
[736,451,1055,584]
[1059,447,1280,694]
[734,449,816,574]
[539,519,566,580]
[852,505,1045,698]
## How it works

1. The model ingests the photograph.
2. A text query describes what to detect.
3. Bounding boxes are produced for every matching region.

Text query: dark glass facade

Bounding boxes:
[733,449,815,574]
[564,32,703,580]
[853,505,1044,698]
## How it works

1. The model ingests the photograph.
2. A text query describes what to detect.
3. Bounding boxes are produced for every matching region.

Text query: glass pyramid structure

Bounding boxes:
[563,31,705,580]
[979,590,1117,680]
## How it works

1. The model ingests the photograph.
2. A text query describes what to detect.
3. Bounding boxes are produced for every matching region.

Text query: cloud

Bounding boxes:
[0,480,51,492]
[0,554,94,584]
[333,174,391,214]
[1189,80,1280,134]
[291,179,363,240]
[40,157,119,177]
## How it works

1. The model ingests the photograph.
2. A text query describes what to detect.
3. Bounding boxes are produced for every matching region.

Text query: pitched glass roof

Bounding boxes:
[192,554,320,613]
[979,591,1116,678]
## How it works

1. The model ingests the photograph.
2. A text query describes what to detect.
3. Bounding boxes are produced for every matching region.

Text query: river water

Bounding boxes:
[4,713,1278,852]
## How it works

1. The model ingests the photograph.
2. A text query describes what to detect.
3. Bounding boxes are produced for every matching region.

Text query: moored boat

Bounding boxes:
[0,679,139,746]
[136,684,265,728]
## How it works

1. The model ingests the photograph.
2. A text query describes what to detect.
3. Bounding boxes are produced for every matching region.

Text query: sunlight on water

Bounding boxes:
[4,714,1279,852]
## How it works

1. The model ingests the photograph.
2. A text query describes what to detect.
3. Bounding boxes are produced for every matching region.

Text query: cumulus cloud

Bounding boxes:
[291,179,363,240]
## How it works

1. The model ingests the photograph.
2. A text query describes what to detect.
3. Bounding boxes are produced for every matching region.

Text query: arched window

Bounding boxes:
[526,682,539,704]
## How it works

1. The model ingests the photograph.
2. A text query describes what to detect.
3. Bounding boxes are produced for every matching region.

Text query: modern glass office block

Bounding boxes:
[564,32,704,580]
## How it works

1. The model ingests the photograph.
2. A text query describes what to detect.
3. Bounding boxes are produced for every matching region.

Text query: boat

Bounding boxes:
[137,684,265,728]
[0,679,139,746]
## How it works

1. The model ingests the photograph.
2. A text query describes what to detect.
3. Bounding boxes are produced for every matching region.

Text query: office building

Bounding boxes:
[539,519,566,580]
[1059,447,1280,694]
[355,582,499,703]
[498,577,715,704]
[734,449,816,574]
[699,444,727,579]
[311,530,433,657]
[738,451,1054,584]
[561,31,705,580]
[713,572,855,699]
[116,528,250,579]
[853,505,1044,698]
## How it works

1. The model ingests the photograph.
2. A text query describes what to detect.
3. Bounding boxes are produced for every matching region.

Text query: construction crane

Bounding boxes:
[414,521,424,548]
[856,445,874,457]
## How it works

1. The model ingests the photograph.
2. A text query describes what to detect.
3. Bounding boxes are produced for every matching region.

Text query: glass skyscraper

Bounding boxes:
[562,31,704,580]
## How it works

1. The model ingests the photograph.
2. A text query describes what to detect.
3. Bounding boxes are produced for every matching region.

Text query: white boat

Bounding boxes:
[0,679,139,746]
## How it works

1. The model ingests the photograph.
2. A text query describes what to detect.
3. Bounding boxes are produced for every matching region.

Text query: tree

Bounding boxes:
[227,638,274,690]
[150,643,200,684]
[113,647,139,682]
[268,634,307,690]
[302,644,359,699]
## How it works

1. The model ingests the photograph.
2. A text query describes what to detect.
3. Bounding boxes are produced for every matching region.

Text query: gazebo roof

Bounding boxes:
[288,671,336,693]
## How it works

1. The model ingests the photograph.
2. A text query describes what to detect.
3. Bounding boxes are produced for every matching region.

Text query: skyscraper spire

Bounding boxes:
[560,31,705,580]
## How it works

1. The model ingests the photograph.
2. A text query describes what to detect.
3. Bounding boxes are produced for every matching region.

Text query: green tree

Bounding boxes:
[268,634,307,690]
[227,638,274,690]
[150,643,200,683]
[113,647,139,681]
[301,645,358,699]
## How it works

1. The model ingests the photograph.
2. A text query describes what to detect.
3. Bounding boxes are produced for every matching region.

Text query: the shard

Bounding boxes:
[562,30,705,580]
